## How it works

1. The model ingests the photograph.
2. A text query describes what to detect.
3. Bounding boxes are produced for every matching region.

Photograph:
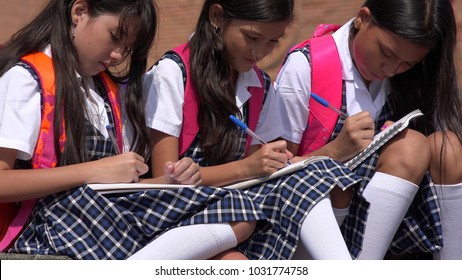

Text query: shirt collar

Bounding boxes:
[332,19,355,81]
[236,68,262,108]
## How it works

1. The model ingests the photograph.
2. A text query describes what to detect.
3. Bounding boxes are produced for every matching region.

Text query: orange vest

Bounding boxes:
[0,52,121,251]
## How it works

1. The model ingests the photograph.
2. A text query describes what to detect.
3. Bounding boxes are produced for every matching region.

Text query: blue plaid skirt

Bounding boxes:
[10,158,360,260]
[10,186,265,259]
[322,93,443,258]
[238,157,362,259]
[342,154,442,258]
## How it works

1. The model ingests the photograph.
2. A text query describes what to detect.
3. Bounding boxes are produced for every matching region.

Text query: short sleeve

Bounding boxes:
[0,65,41,160]
[272,51,312,144]
[144,58,185,137]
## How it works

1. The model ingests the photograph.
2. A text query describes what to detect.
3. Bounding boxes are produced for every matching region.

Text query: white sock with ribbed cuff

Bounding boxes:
[433,183,462,260]
[333,206,350,227]
[358,172,418,259]
[293,194,352,260]
[128,223,237,260]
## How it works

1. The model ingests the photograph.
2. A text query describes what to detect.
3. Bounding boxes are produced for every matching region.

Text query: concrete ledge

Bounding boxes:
[0,253,72,260]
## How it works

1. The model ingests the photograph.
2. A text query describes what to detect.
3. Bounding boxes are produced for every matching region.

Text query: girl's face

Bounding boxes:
[350,8,430,83]
[220,19,289,73]
[72,2,137,76]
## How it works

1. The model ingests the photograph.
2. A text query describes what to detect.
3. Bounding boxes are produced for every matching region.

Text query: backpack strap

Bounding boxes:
[295,24,343,155]
[170,43,198,157]
[0,53,121,252]
[245,68,266,155]
[100,72,123,152]
[0,52,57,252]
[171,43,266,156]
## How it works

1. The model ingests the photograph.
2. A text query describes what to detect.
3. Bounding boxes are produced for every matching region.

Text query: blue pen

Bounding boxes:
[229,115,267,145]
[310,92,349,118]
[106,125,121,155]
[229,115,291,164]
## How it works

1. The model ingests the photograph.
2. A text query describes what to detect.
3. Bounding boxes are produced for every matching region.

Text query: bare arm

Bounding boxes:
[291,111,375,162]
[150,129,292,187]
[0,147,149,203]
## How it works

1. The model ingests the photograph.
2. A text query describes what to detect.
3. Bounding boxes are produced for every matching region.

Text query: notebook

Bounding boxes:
[89,109,423,193]
[87,183,196,194]
[344,109,423,170]
[225,109,423,189]
[224,156,330,189]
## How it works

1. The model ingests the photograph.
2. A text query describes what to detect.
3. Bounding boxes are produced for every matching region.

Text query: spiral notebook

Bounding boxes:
[88,183,196,194]
[224,156,330,189]
[89,109,422,193]
[225,109,423,189]
[344,109,423,169]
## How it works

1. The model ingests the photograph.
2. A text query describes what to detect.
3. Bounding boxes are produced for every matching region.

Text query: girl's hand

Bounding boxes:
[87,152,149,183]
[329,111,375,162]
[244,140,293,177]
[164,157,202,185]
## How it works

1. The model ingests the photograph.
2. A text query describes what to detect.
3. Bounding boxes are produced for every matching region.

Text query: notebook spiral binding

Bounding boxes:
[345,109,423,170]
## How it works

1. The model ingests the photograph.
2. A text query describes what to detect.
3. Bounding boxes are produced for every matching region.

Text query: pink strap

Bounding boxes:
[245,66,265,154]
[0,200,35,251]
[296,24,343,155]
[312,24,341,38]
[176,44,265,156]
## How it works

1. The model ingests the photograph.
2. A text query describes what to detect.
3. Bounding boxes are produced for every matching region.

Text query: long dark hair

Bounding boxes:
[0,0,157,165]
[351,0,461,141]
[188,0,294,164]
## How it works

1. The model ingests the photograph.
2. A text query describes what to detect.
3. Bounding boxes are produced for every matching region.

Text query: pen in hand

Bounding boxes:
[229,115,267,145]
[106,124,121,155]
[229,115,291,164]
[310,92,349,119]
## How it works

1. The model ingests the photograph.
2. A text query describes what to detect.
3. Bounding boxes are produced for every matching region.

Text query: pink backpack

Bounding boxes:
[289,24,343,156]
[170,43,267,156]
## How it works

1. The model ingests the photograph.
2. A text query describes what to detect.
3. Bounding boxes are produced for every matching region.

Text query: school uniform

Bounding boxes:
[272,20,442,258]
[0,47,266,259]
[144,52,362,259]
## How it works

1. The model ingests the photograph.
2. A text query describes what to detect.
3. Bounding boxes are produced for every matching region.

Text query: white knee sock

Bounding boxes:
[128,223,237,260]
[358,172,418,260]
[293,195,352,260]
[333,206,350,227]
[433,183,462,260]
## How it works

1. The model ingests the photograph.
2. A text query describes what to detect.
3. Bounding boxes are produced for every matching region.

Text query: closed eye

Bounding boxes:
[246,34,258,41]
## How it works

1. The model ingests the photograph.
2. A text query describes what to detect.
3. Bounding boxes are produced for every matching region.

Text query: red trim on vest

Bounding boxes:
[172,43,265,156]
[289,24,343,156]
[0,53,121,252]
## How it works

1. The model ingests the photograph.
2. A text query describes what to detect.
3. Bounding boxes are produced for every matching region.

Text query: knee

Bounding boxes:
[428,131,462,184]
[377,129,430,183]
[229,221,257,244]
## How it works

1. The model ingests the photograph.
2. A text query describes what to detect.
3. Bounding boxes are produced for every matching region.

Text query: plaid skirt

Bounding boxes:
[10,158,360,260]
[10,186,265,259]
[341,153,443,258]
[238,157,361,259]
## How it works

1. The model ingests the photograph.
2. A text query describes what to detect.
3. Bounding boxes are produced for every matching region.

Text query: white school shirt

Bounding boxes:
[144,57,283,145]
[273,19,389,144]
[0,46,132,161]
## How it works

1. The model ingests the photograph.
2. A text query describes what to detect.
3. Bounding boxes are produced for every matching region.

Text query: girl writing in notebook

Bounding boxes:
[140,0,362,260]
[272,0,458,259]
[0,0,207,259]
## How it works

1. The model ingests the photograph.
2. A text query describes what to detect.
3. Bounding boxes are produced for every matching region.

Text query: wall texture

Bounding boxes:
[1,0,462,85]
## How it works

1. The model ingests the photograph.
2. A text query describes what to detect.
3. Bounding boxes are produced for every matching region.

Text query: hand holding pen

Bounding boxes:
[229,115,292,165]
